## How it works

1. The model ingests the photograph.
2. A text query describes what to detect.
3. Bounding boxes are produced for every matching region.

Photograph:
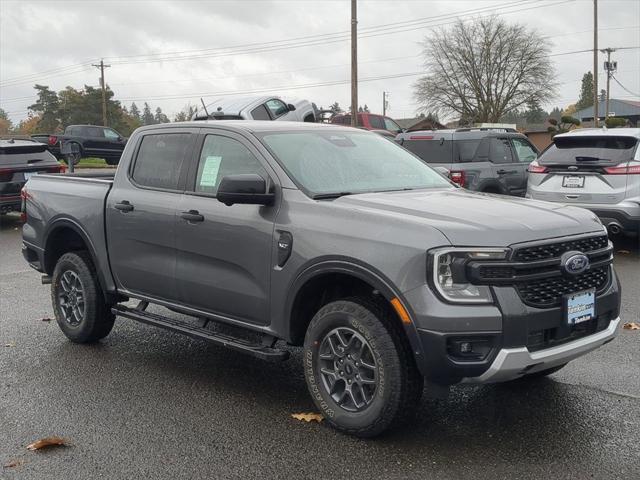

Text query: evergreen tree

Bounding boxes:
[142,103,155,125]
[28,84,60,132]
[130,103,141,122]
[575,72,594,111]
[154,107,170,124]
[329,102,342,113]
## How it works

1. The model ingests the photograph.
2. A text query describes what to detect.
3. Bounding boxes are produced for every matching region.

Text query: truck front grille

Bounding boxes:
[513,234,608,262]
[515,266,610,308]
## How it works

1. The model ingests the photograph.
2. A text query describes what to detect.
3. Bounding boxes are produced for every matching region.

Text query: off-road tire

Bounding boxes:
[303,297,423,437]
[51,251,115,343]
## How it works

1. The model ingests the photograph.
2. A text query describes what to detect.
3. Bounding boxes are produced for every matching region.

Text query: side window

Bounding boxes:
[383,117,401,132]
[87,127,104,138]
[132,133,191,190]
[511,138,538,163]
[265,99,289,119]
[368,116,385,129]
[194,135,268,195]
[104,128,120,139]
[491,138,514,164]
[250,104,271,120]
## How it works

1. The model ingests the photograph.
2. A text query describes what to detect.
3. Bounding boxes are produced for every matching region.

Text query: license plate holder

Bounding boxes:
[562,175,585,188]
[564,288,596,326]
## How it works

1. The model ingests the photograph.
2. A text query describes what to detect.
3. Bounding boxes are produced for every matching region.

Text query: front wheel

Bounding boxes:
[303,298,423,437]
[51,251,115,343]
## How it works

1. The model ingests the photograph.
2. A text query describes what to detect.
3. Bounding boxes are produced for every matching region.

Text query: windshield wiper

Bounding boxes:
[312,192,354,200]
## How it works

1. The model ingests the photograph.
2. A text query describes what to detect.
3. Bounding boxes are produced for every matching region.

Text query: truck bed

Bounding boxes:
[22,172,115,291]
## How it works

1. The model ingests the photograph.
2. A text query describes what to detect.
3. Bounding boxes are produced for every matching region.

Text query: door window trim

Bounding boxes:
[127,127,199,194]
[184,129,280,199]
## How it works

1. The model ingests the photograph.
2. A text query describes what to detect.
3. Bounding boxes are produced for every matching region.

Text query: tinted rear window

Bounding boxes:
[251,104,271,120]
[540,136,638,165]
[132,133,192,190]
[400,138,482,164]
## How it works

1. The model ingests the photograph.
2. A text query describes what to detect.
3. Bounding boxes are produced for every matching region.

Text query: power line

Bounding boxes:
[0,0,567,86]
[611,75,640,97]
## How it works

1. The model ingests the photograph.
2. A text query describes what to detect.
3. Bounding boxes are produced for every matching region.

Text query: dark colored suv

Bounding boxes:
[396,128,539,196]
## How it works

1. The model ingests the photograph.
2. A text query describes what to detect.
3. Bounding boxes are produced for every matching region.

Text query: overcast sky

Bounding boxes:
[1,0,638,125]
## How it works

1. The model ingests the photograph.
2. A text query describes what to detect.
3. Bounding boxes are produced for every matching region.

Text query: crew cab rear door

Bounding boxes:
[105,127,197,302]
[174,129,278,325]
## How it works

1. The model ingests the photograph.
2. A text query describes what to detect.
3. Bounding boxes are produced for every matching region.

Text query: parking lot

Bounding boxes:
[0,211,638,479]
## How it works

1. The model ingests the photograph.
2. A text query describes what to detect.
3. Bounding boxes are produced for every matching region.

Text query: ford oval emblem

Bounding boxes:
[561,251,590,275]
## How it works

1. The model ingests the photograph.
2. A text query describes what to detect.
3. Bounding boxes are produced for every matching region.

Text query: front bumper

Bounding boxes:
[403,266,621,385]
[463,316,620,383]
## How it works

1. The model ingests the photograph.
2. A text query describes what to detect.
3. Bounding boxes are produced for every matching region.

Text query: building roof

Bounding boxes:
[575,98,640,119]
[395,117,446,130]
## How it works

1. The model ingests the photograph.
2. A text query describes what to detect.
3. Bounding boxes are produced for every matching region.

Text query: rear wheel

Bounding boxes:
[51,251,115,343]
[303,297,423,437]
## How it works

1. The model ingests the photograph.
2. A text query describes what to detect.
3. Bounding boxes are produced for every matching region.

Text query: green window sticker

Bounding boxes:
[199,156,222,187]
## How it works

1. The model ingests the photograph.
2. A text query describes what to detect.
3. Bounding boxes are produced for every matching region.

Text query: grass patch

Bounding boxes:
[76,157,114,168]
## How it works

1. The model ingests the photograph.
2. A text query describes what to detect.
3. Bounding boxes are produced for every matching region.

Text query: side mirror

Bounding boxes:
[117,136,124,142]
[217,174,274,207]
[287,103,296,112]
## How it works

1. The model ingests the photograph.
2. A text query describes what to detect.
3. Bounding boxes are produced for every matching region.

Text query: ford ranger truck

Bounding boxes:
[22,121,621,437]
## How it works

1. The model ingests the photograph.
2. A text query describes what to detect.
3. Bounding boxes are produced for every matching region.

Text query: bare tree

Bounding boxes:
[414,17,556,124]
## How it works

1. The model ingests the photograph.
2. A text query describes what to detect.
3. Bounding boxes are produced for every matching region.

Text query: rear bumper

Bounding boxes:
[463,316,620,383]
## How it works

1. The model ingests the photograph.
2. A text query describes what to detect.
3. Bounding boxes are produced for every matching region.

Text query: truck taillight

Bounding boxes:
[449,170,465,187]
[48,135,58,146]
[48,163,66,173]
[603,163,640,175]
[527,160,548,173]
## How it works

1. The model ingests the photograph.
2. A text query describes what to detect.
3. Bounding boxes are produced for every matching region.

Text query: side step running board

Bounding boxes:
[111,304,289,362]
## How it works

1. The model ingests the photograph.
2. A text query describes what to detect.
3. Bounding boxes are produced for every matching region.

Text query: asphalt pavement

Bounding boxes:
[1,212,639,479]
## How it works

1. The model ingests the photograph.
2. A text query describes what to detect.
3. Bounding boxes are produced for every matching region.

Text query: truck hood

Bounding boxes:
[335,188,604,246]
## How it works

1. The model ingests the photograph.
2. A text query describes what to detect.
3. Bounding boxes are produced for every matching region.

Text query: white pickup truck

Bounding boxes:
[194,95,316,122]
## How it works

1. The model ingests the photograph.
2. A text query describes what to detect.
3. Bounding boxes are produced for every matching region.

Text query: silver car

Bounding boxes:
[527,128,640,235]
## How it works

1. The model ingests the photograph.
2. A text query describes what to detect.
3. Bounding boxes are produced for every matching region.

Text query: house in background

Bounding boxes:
[575,98,640,126]
[396,116,446,131]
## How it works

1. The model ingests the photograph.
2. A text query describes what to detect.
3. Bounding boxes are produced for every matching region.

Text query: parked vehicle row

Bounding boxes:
[22,121,621,437]
[0,139,65,214]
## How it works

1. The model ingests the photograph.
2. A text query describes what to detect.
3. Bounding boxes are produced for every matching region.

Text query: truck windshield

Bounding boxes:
[259,130,452,197]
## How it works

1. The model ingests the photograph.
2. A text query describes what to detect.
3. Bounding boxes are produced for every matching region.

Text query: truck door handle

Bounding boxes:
[497,169,517,175]
[114,201,134,212]
[180,210,204,222]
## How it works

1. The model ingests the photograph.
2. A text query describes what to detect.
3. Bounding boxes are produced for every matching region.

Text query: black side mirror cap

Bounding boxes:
[216,174,274,207]
[287,103,296,112]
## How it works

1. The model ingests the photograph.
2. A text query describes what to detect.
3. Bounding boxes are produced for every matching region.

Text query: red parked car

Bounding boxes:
[330,113,404,134]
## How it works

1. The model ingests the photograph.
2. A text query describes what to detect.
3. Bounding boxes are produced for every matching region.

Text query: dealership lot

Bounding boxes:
[1,212,638,479]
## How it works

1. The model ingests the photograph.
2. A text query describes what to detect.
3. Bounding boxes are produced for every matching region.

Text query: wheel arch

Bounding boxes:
[285,259,424,359]
[43,218,113,300]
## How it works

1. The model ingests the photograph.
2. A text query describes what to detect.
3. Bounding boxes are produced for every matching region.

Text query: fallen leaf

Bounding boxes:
[617,250,631,254]
[4,343,15,348]
[3,459,22,469]
[26,437,68,451]
[41,317,52,322]
[623,322,640,330]
[291,412,324,423]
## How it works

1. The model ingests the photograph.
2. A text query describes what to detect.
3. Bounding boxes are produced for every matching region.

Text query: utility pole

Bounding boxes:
[351,0,358,127]
[593,0,599,127]
[92,59,111,126]
[601,48,617,121]
[382,91,388,116]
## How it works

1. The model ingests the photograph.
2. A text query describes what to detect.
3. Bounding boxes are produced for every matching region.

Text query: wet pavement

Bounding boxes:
[1,212,638,479]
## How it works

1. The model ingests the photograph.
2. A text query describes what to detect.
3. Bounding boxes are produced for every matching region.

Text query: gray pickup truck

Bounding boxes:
[22,121,621,437]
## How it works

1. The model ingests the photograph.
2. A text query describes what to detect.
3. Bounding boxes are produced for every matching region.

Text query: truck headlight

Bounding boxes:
[430,248,508,304]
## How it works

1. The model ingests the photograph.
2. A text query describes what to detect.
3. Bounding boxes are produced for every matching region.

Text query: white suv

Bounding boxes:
[527,128,640,235]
